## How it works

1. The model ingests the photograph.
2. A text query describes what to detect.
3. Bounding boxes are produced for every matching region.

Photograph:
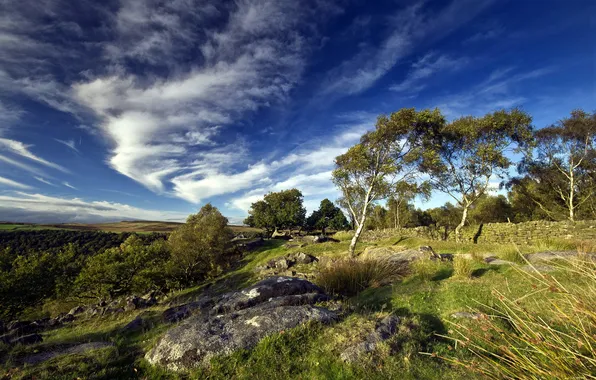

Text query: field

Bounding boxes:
[0,221,261,234]
[1,230,593,379]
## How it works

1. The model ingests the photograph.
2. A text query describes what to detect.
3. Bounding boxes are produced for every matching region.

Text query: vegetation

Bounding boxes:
[305,198,350,234]
[244,189,307,234]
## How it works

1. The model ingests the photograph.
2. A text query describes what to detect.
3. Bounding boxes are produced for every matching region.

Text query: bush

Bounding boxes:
[442,257,596,378]
[316,258,409,297]
[452,256,473,278]
[333,231,354,241]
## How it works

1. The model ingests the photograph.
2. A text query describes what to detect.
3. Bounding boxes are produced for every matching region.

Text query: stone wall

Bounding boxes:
[364,220,596,244]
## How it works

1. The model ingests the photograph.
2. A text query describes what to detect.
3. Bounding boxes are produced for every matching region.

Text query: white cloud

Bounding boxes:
[0,138,69,173]
[320,0,494,97]
[0,192,188,223]
[63,182,77,190]
[390,52,468,93]
[54,138,79,153]
[34,176,56,186]
[0,176,32,189]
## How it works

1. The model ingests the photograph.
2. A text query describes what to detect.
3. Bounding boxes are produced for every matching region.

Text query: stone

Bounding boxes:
[419,246,441,260]
[22,342,114,365]
[162,297,215,324]
[340,315,401,363]
[122,316,145,333]
[526,251,578,263]
[274,258,290,270]
[484,257,516,266]
[146,277,337,371]
[521,264,555,273]
[10,333,43,346]
[146,304,337,371]
[7,321,35,334]
[69,306,86,316]
[57,313,75,324]
[451,312,483,319]
[295,252,318,265]
[360,246,426,262]
[212,276,326,315]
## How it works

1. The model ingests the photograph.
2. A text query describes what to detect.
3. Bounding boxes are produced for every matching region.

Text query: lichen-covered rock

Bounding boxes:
[146,277,336,371]
[162,297,215,323]
[360,246,426,262]
[146,304,337,371]
[340,315,401,363]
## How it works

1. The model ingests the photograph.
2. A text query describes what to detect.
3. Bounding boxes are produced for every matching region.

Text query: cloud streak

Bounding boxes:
[0,176,33,189]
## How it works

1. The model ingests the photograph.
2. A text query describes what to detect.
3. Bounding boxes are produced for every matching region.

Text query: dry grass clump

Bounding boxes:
[452,256,473,278]
[411,259,443,282]
[439,257,596,379]
[332,231,355,241]
[316,258,409,297]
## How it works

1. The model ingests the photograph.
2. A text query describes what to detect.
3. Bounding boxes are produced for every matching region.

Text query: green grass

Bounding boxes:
[0,231,589,379]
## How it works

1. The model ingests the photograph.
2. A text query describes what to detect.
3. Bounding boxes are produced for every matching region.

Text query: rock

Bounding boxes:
[146,304,337,371]
[439,253,454,261]
[521,264,555,273]
[7,321,35,334]
[484,257,517,266]
[57,313,75,324]
[340,315,401,363]
[361,246,426,262]
[451,312,483,319]
[22,342,114,365]
[122,316,145,333]
[0,320,6,334]
[274,258,290,270]
[419,246,441,260]
[271,230,291,239]
[69,306,86,316]
[146,277,337,371]
[295,252,318,265]
[11,333,43,346]
[162,297,215,324]
[212,276,326,315]
[125,296,143,311]
[526,251,578,263]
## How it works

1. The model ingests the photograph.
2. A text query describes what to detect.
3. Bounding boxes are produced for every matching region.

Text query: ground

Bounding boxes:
[0,232,589,379]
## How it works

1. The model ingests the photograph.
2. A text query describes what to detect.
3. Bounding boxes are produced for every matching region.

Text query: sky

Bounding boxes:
[0,0,594,224]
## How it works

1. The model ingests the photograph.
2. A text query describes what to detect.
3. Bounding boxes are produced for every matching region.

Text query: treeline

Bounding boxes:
[0,230,166,256]
[0,205,237,320]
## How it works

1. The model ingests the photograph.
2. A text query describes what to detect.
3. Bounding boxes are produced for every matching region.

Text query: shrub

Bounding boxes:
[316,258,408,297]
[441,257,596,379]
[333,230,354,241]
[452,256,473,278]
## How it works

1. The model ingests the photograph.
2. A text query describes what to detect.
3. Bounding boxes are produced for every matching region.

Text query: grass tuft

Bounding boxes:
[316,258,409,297]
[440,256,596,379]
[452,256,473,278]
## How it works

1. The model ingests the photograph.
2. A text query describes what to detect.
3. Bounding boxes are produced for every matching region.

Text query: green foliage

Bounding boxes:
[515,109,596,221]
[316,258,409,297]
[167,203,234,288]
[306,198,349,233]
[333,108,442,255]
[74,235,169,300]
[468,194,513,224]
[452,256,473,278]
[421,108,533,240]
[244,189,306,233]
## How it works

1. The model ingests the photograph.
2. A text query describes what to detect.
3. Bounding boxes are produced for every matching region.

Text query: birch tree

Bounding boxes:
[333,108,442,256]
[421,109,533,241]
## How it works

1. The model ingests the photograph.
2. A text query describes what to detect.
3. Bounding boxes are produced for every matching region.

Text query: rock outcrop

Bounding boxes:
[340,315,401,363]
[146,276,337,371]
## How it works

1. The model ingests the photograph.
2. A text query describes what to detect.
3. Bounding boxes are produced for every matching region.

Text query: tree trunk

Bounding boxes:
[455,205,469,243]
[569,167,575,222]
[349,217,366,257]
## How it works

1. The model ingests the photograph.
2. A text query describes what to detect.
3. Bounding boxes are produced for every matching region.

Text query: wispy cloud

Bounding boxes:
[432,66,556,117]
[0,175,32,189]
[390,52,469,94]
[34,177,56,186]
[319,0,494,98]
[63,182,77,190]
[0,192,188,223]
[54,138,79,153]
[0,138,69,173]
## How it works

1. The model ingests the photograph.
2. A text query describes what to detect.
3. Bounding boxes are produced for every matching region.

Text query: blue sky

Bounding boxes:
[0,0,594,224]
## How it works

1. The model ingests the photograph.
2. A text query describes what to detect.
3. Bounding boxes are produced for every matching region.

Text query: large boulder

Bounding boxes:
[360,246,426,262]
[146,277,337,371]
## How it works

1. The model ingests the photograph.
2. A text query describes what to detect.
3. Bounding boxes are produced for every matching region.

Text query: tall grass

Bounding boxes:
[316,258,409,297]
[438,257,596,379]
[452,256,473,278]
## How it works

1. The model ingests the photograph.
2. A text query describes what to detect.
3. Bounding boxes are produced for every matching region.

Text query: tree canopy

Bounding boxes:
[306,198,349,234]
[244,189,307,233]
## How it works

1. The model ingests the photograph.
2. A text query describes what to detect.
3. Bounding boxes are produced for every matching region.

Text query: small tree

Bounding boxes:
[421,109,533,241]
[519,110,595,221]
[244,189,306,234]
[306,198,348,235]
[333,108,440,256]
[168,204,233,287]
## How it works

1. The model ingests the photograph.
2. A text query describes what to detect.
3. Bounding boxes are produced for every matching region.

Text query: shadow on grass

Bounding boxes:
[471,266,498,278]
[393,236,410,245]
[432,267,454,281]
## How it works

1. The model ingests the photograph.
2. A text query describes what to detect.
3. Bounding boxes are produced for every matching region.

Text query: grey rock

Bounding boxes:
[11,333,43,346]
[274,258,290,270]
[419,246,441,260]
[526,251,578,263]
[69,306,86,316]
[22,342,114,365]
[162,297,215,323]
[340,315,401,363]
[7,321,35,334]
[212,276,325,315]
[521,264,555,273]
[451,312,483,319]
[122,316,145,332]
[57,313,75,324]
[485,257,517,266]
[146,304,337,371]
[295,252,318,265]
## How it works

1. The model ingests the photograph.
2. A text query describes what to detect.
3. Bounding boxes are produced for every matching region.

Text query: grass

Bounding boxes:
[316,258,409,297]
[0,230,591,379]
